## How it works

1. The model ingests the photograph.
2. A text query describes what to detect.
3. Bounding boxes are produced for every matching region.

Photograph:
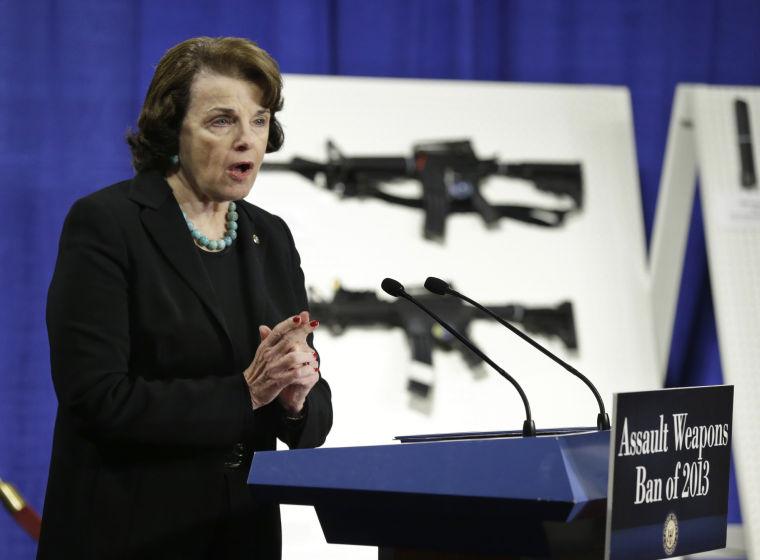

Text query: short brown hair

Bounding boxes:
[127,37,284,173]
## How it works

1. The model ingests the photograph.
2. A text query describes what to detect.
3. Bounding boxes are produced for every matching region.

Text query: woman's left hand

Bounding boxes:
[258,310,320,416]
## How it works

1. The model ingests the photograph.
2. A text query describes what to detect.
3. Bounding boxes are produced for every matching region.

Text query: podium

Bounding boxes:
[249,430,610,559]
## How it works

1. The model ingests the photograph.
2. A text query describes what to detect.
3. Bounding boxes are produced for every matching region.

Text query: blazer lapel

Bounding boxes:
[129,172,232,344]
[237,203,272,331]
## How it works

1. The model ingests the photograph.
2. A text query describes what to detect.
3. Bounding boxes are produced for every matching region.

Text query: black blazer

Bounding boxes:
[38,171,332,559]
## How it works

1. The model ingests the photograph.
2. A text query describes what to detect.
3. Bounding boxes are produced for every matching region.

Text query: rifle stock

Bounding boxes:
[487,302,578,351]
[499,162,584,209]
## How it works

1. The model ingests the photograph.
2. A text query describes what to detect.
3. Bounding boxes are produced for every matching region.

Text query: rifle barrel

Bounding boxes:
[263,157,411,175]
[341,157,411,174]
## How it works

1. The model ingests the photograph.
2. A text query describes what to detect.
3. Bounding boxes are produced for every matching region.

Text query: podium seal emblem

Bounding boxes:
[662,512,679,555]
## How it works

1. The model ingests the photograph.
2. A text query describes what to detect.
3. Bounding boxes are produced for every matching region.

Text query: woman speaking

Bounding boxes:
[38,37,332,559]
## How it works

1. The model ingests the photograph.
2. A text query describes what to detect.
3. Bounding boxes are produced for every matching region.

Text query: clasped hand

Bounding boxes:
[243,310,320,416]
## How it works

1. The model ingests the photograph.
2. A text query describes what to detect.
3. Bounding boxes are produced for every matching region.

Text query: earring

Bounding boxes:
[170,154,179,165]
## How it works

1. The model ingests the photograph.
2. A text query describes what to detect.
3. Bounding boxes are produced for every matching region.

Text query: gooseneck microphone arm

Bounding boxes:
[424,277,610,431]
[381,278,536,437]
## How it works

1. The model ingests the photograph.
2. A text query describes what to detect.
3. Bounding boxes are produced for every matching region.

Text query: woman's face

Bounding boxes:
[173,71,270,202]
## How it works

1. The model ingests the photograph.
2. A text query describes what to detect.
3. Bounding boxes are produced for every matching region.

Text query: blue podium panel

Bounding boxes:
[250,431,610,557]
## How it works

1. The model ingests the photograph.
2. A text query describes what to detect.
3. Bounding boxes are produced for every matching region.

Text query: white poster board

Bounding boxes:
[247,75,658,559]
[650,84,760,560]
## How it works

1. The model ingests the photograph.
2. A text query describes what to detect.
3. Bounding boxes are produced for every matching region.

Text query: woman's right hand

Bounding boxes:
[243,311,318,409]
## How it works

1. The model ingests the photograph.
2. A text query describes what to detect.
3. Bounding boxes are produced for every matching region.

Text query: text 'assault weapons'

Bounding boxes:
[263,140,584,241]
[310,284,578,399]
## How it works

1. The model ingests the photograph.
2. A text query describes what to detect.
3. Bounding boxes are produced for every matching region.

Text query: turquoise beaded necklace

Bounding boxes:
[182,201,239,251]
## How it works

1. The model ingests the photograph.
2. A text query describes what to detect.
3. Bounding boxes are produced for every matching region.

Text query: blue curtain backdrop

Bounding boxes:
[1,0,759,556]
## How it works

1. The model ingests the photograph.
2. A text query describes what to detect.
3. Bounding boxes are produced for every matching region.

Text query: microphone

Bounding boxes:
[381,278,536,437]
[424,277,610,430]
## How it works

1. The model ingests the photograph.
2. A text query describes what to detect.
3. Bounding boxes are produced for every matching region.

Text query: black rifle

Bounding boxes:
[310,285,578,398]
[735,99,757,188]
[262,140,584,241]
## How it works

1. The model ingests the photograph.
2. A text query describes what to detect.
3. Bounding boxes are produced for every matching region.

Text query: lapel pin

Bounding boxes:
[252,233,260,245]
